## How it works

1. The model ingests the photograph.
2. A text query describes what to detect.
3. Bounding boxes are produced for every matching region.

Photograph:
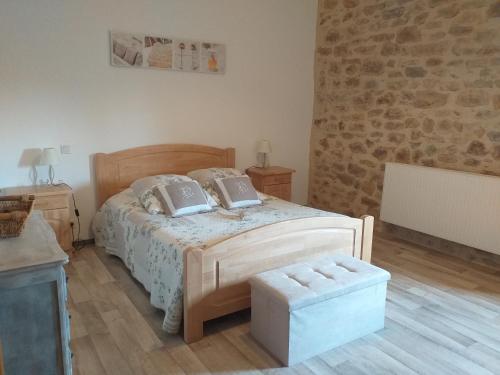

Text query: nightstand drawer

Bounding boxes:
[34,195,68,210]
[262,174,291,186]
[263,184,291,201]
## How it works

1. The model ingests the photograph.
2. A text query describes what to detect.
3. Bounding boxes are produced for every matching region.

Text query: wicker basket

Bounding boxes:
[0,195,35,238]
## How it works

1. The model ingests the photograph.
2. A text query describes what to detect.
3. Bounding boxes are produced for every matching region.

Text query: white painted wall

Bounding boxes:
[0,0,318,239]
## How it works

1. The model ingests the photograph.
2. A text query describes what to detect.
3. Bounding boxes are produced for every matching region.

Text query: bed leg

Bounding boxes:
[184,317,204,344]
[184,248,205,344]
[361,215,374,263]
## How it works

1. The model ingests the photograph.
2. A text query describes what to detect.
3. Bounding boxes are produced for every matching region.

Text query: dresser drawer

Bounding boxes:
[262,174,291,186]
[34,195,68,210]
[263,184,291,201]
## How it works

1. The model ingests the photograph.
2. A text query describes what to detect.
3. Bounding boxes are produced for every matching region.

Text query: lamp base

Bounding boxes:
[263,154,270,168]
[257,153,270,168]
[48,165,55,185]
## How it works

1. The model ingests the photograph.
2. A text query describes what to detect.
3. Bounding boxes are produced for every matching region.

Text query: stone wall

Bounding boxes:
[309,0,500,221]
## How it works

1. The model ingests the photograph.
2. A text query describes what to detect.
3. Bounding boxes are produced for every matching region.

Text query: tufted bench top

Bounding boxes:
[249,254,391,311]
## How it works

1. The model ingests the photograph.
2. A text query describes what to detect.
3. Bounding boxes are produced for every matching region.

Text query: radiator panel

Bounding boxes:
[380,163,500,255]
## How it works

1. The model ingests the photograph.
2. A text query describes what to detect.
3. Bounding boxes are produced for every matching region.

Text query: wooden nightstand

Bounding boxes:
[246,166,295,201]
[1,185,73,253]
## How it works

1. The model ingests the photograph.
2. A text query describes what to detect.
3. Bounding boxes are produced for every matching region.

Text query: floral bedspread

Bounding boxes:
[93,188,339,333]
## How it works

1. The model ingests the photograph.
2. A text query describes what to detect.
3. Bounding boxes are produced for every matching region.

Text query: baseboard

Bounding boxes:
[73,238,95,249]
[380,222,500,269]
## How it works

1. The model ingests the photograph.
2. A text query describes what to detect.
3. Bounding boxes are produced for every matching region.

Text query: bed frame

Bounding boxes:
[94,144,374,343]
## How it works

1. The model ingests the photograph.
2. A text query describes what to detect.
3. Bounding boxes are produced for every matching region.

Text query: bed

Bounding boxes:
[93,144,374,343]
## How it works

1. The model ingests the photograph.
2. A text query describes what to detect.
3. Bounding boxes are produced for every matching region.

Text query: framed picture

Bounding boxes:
[144,35,173,69]
[110,31,225,74]
[173,39,200,72]
[110,31,144,67]
[200,42,226,74]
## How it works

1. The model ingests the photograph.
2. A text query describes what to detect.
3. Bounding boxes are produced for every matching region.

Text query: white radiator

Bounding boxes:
[380,163,500,255]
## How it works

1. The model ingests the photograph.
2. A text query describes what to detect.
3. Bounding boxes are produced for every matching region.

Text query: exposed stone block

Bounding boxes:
[466,141,488,156]
[384,121,404,130]
[361,59,385,74]
[493,94,500,110]
[405,66,427,78]
[396,26,422,43]
[317,47,332,56]
[387,133,406,143]
[429,0,448,8]
[487,2,500,17]
[381,42,403,56]
[361,196,378,208]
[438,154,458,163]
[384,108,404,120]
[337,173,354,185]
[363,4,386,17]
[464,158,481,166]
[437,4,461,19]
[383,7,405,20]
[349,142,367,153]
[487,131,500,143]
[414,12,429,25]
[342,0,359,9]
[370,33,395,43]
[395,148,411,163]
[413,91,449,109]
[449,25,474,36]
[426,58,443,66]
[494,146,500,160]
[410,42,448,56]
[326,30,341,43]
[456,89,490,107]
[348,163,367,177]
[376,92,397,106]
[324,0,338,10]
[372,147,388,160]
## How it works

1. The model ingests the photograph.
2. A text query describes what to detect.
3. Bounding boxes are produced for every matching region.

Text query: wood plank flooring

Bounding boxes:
[68,236,500,374]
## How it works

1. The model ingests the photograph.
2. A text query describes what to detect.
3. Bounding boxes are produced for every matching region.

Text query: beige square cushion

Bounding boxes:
[187,168,243,186]
[130,174,216,214]
[153,181,212,217]
[214,176,262,209]
[188,168,244,205]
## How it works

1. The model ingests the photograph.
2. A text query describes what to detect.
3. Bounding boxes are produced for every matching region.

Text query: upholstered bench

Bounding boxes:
[249,255,391,366]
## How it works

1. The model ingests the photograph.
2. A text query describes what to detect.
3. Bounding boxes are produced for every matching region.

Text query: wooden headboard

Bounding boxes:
[94,144,235,207]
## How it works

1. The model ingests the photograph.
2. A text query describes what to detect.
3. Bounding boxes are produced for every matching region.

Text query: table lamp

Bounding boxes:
[39,148,60,185]
[257,140,272,168]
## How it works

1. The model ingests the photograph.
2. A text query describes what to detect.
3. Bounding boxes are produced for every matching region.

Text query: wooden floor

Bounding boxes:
[68,236,500,375]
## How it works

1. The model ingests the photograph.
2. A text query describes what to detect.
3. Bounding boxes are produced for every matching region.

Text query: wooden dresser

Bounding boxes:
[1,185,73,252]
[246,166,295,201]
[0,212,72,375]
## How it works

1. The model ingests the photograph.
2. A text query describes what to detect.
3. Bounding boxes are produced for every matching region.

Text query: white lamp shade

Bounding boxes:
[39,148,60,166]
[257,140,272,154]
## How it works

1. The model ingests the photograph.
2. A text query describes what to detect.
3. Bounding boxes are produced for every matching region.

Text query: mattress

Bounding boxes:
[93,188,340,333]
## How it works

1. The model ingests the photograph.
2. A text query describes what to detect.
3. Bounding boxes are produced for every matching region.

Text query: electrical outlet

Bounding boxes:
[60,144,72,154]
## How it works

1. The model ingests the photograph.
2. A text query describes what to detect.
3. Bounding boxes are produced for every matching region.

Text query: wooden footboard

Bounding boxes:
[183,215,374,343]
